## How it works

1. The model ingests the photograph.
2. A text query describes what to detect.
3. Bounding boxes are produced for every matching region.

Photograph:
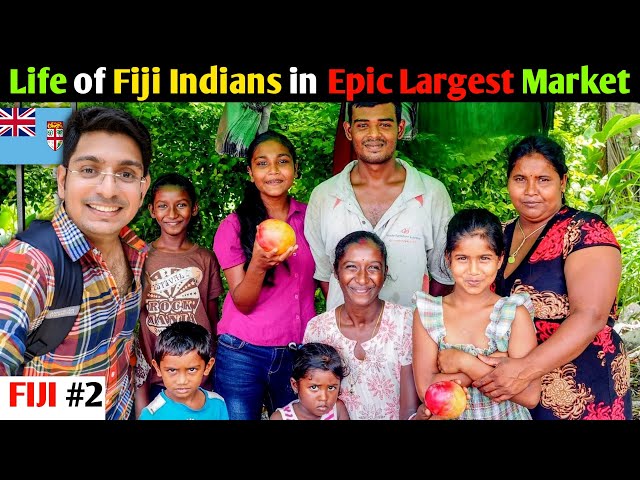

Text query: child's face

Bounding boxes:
[247,140,296,199]
[447,234,503,295]
[152,350,214,403]
[149,186,197,237]
[336,240,387,308]
[291,368,341,419]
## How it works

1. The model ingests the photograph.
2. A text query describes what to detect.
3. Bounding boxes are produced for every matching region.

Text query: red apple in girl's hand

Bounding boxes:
[256,219,296,255]
[425,381,467,419]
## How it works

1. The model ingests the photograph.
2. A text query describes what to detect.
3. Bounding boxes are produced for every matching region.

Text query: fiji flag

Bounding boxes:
[0,108,72,165]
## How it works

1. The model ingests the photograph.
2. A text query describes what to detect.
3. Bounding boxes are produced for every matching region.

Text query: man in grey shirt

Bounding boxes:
[305,101,454,311]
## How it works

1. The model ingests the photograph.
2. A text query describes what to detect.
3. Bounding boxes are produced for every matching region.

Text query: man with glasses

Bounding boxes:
[0,106,152,420]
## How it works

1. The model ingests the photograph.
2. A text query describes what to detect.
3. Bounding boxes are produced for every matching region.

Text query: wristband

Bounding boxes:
[408,412,417,420]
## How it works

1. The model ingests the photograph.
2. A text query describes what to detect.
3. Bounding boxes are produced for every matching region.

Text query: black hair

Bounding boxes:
[333,230,388,273]
[149,172,199,235]
[153,321,212,365]
[150,172,197,205]
[236,130,297,286]
[445,208,505,258]
[292,343,346,382]
[63,106,152,175]
[347,101,402,125]
[507,135,568,204]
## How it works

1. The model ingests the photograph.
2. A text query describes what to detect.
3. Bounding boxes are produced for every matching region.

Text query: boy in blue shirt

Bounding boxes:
[139,321,229,420]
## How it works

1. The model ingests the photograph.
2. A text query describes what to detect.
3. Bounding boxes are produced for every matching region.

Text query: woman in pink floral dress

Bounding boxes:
[303,231,420,420]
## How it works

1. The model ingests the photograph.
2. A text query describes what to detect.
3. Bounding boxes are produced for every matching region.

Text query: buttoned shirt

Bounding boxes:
[213,198,317,346]
[305,158,454,311]
[0,204,147,420]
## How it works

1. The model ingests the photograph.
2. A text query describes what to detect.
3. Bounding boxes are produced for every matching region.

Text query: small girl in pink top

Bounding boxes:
[271,342,349,420]
[212,131,318,420]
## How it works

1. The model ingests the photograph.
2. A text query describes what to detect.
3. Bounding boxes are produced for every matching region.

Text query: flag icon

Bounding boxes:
[0,108,36,137]
[47,121,64,151]
[0,108,72,165]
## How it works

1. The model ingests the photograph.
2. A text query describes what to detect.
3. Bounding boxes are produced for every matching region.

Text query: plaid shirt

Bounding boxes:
[0,205,148,420]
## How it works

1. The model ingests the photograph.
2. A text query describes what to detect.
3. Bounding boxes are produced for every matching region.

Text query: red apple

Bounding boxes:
[256,219,296,255]
[424,380,467,419]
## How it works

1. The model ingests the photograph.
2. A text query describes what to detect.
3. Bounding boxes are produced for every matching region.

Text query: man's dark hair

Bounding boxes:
[347,101,402,124]
[62,106,153,175]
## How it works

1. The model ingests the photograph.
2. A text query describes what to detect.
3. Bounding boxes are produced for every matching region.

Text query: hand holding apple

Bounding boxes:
[251,219,298,271]
[256,219,296,255]
[424,380,467,420]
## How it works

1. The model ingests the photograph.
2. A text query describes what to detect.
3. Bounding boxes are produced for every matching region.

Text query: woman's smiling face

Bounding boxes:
[336,239,387,308]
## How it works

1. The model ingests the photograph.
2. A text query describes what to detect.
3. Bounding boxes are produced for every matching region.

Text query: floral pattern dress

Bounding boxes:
[496,206,631,420]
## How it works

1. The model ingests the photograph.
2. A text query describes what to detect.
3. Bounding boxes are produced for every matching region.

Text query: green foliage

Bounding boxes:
[554,103,640,307]
[554,102,600,138]
[613,222,640,305]
[0,163,58,246]
[399,133,517,221]
[268,102,339,203]
[0,166,15,205]
[586,116,640,306]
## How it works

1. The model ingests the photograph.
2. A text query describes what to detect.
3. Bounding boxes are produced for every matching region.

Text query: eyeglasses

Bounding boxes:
[65,166,146,188]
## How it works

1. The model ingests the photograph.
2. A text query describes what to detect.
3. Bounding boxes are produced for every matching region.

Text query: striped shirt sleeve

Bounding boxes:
[0,241,53,375]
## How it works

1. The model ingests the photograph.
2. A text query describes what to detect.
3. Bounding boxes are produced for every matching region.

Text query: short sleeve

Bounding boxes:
[489,293,535,352]
[0,241,52,375]
[412,291,445,344]
[570,211,620,254]
[205,249,224,299]
[426,179,455,286]
[302,318,315,344]
[212,213,246,270]
[399,305,413,366]
[304,186,333,283]
[303,311,334,345]
[133,334,151,388]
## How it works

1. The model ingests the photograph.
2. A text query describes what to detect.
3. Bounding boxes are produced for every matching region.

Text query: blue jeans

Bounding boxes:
[214,334,297,420]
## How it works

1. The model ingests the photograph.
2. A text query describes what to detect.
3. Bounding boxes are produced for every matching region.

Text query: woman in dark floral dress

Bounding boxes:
[472,135,631,420]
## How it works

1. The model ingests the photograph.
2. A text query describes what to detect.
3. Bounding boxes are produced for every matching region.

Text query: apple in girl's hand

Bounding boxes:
[256,219,296,255]
[425,381,467,419]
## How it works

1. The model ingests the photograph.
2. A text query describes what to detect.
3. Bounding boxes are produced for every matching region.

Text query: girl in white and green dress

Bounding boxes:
[413,208,540,420]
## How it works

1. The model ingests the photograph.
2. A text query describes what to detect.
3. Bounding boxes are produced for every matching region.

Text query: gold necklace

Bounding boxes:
[507,219,547,264]
[339,301,385,394]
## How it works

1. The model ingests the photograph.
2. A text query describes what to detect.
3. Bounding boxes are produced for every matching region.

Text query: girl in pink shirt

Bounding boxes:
[212,131,317,420]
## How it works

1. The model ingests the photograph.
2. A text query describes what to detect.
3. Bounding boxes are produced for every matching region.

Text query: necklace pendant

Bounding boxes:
[508,255,516,264]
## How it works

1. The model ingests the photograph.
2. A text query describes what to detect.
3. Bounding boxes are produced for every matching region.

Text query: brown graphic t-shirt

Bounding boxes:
[135,244,223,390]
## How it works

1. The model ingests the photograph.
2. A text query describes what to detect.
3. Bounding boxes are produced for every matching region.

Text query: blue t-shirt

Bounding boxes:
[139,388,229,420]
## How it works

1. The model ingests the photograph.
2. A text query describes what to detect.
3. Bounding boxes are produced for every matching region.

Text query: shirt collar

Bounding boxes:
[333,158,427,200]
[51,203,148,262]
[288,197,305,219]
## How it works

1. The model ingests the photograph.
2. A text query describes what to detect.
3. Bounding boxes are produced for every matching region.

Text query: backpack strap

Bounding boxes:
[14,220,83,369]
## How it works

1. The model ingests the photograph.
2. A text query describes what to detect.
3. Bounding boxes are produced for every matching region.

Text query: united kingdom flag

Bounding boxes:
[0,108,37,137]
